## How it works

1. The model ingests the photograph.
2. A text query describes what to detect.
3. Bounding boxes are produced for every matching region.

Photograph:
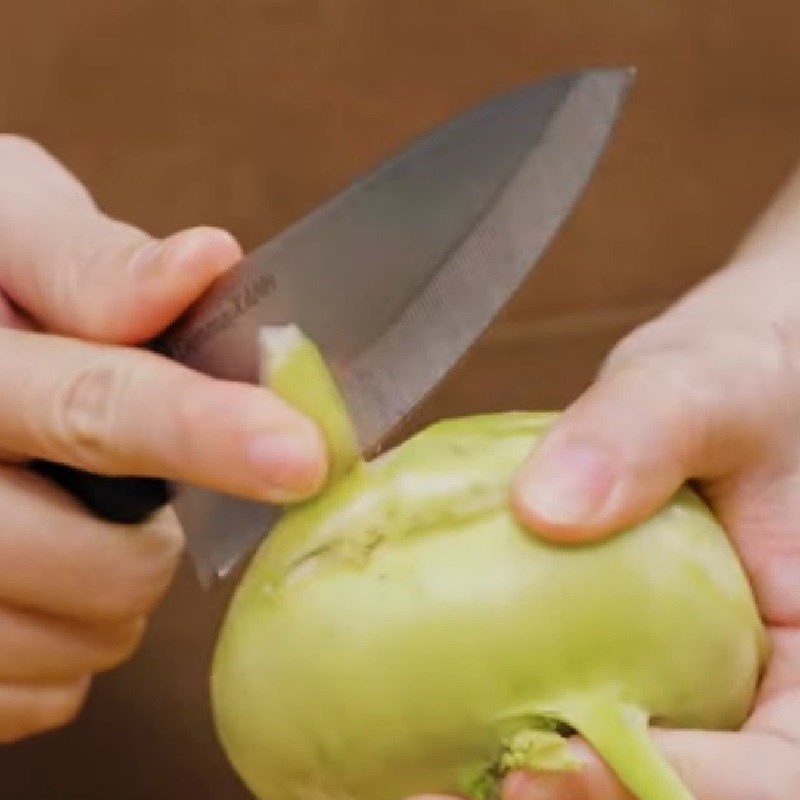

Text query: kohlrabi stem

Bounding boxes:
[569,701,694,800]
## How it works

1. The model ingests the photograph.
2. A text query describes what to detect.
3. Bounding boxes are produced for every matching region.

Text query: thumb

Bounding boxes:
[511,344,758,543]
[0,135,241,344]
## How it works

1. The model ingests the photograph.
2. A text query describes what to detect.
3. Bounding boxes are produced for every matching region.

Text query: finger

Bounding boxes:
[0,678,90,743]
[0,465,183,624]
[709,464,800,626]
[501,727,800,800]
[511,329,789,542]
[511,356,703,542]
[0,135,242,343]
[0,329,327,501]
[0,607,144,682]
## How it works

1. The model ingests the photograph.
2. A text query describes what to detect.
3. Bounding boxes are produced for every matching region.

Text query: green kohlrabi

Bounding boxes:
[211,326,768,800]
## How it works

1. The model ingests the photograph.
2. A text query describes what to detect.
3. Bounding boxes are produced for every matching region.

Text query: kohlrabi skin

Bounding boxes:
[212,326,768,800]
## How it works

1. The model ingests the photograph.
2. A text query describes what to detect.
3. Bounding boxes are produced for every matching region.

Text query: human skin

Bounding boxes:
[0,136,327,742]
[411,169,800,798]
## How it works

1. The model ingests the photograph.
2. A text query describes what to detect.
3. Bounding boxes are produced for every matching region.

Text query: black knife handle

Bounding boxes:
[31,461,174,524]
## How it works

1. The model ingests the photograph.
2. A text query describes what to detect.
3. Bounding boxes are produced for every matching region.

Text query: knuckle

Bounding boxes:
[606,322,800,422]
[608,320,800,400]
[55,221,150,341]
[51,360,128,468]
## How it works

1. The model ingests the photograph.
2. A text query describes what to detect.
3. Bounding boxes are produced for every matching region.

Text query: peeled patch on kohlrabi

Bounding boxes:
[212,326,768,800]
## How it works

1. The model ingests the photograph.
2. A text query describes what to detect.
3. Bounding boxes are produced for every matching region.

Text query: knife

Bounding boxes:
[36,67,634,584]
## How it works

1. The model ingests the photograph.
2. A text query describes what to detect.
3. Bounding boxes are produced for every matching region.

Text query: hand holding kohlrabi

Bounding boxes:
[211,326,767,800]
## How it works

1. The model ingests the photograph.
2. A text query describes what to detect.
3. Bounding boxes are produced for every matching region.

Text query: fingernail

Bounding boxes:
[131,229,238,280]
[246,429,326,501]
[518,442,615,525]
[166,228,239,277]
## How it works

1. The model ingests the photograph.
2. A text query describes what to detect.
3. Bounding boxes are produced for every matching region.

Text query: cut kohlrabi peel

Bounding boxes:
[212,326,768,800]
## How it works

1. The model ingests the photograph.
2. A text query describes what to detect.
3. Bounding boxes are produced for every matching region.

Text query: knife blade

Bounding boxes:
[150,66,633,584]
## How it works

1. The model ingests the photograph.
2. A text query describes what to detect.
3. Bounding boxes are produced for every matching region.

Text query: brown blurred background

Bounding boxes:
[1,1,799,798]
